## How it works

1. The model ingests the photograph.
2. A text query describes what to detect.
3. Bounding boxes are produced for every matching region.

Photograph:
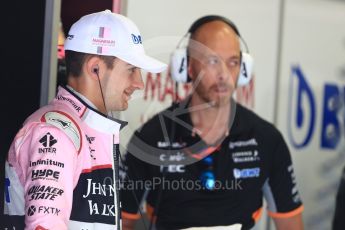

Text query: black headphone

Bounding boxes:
[93,66,99,75]
[170,15,253,85]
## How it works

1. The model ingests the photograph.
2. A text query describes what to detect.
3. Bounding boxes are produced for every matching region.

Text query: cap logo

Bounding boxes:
[67,35,74,40]
[131,34,142,44]
[92,27,115,54]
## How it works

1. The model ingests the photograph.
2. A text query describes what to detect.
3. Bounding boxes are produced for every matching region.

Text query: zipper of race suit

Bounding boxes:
[113,137,121,230]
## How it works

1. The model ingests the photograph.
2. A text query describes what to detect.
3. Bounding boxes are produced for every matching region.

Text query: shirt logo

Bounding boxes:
[229,138,258,149]
[232,150,260,163]
[48,117,78,137]
[86,135,96,144]
[27,205,60,217]
[50,118,69,129]
[28,185,64,201]
[233,167,260,179]
[160,164,185,173]
[27,205,36,216]
[31,169,60,182]
[39,132,57,148]
[38,133,57,154]
[30,159,64,168]
[82,179,116,217]
[56,95,82,112]
[86,135,96,160]
[89,146,96,160]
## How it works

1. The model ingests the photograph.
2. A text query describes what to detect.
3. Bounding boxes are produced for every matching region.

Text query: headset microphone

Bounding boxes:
[93,65,109,119]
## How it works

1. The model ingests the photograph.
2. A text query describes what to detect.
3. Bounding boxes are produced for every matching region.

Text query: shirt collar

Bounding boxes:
[66,85,98,110]
[55,86,128,133]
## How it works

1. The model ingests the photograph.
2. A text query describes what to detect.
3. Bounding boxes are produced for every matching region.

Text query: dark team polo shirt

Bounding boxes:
[120,101,303,230]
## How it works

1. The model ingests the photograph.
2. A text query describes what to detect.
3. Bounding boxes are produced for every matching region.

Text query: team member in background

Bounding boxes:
[121,15,304,230]
[2,10,166,230]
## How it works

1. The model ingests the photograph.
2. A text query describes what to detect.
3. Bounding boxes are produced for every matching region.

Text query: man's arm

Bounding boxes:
[263,129,304,229]
[273,213,304,230]
[21,125,78,229]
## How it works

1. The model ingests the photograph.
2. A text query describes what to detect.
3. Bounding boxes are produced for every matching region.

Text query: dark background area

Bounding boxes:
[1,1,46,159]
[0,0,113,224]
[0,0,46,225]
[61,0,113,36]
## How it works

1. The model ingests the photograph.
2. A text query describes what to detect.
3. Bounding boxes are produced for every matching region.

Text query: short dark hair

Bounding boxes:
[65,50,116,77]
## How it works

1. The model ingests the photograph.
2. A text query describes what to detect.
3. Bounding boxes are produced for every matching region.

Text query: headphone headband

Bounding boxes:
[188,15,240,37]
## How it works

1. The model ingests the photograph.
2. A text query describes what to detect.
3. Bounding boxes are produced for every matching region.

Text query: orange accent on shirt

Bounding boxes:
[268,205,304,218]
[35,226,48,230]
[146,203,157,223]
[122,211,141,220]
[252,207,263,222]
[81,164,112,173]
[184,145,220,160]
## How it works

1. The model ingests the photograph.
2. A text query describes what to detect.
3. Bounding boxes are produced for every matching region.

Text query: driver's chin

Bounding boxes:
[107,102,126,113]
[120,101,128,111]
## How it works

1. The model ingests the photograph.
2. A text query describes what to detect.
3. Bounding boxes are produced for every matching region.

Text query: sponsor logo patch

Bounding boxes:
[229,138,258,149]
[157,141,186,148]
[131,34,142,44]
[27,205,36,216]
[160,164,185,173]
[233,167,260,179]
[38,132,57,154]
[41,111,81,153]
[159,152,185,162]
[56,95,81,112]
[30,159,64,168]
[86,134,96,160]
[27,185,64,201]
[82,178,116,217]
[31,169,60,182]
[232,150,260,163]
[27,205,60,217]
[89,146,96,160]
[86,135,96,144]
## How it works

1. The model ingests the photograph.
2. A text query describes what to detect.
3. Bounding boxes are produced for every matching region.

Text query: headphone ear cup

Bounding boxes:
[237,52,254,86]
[170,48,189,83]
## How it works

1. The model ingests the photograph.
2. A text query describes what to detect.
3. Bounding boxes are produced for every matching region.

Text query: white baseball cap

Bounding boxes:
[64,10,167,73]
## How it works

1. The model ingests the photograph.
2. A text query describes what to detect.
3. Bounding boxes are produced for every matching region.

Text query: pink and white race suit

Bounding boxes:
[3,86,126,230]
